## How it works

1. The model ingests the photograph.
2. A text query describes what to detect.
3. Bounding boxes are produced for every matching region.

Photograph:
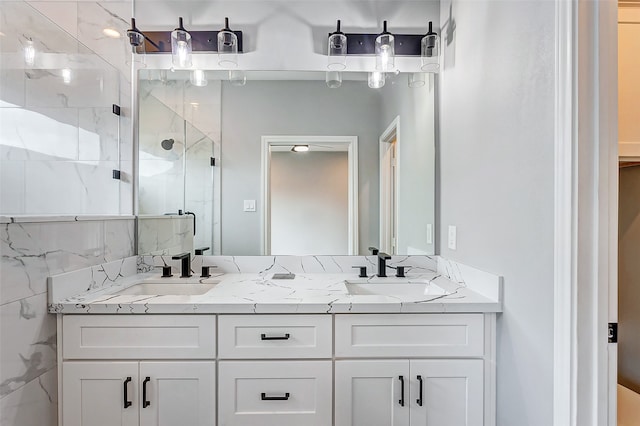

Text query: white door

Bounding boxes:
[139,361,216,426]
[409,359,484,426]
[380,129,398,255]
[335,360,410,426]
[63,361,139,426]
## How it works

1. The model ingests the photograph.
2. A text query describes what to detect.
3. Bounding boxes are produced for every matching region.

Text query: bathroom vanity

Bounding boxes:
[49,255,501,426]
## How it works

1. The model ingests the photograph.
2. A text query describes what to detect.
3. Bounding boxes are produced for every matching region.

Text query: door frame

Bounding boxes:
[554,1,618,425]
[260,135,359,255]
[379,117,400,254]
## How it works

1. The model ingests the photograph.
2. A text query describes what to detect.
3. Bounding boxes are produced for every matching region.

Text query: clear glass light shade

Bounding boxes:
[24,40,35,67]
[229,69,246,86]
[368,71,385,89]
[408,72,426,88]
[421,33,440,73]
[375,33,395,72]
[190,69,208,87]
[327,33,347,71]
[218,30,238,68]
[126,30,146,67]
[326,71,342,88]
[171,29,192,68]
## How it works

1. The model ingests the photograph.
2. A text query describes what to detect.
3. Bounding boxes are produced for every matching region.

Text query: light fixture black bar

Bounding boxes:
[143,30,243,54]
[341,33,423,56]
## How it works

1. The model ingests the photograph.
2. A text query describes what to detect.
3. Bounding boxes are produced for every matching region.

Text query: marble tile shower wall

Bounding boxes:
[0,1,134,215]
[0,218,135,425]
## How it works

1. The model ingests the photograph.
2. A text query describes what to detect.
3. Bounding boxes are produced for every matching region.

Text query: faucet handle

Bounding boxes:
[352,266,368,278]
[161,265,173,278]
[395,266,406,278]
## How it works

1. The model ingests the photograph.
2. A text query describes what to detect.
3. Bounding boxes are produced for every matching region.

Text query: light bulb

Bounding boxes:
[177,41,189,67]
[190,69,208,87]
[62,68,72,84]
[368,71,385,89]
[24,40,35,67]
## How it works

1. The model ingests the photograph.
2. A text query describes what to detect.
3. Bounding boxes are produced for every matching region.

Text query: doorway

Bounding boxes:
[260,135,359,255]
[379,117,400,255]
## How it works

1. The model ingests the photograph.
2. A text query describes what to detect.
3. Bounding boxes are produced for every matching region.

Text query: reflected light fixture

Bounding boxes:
[24,39,35,67]
[327,20,347,71]
[368,71,385,89]
[291,145,310,153]
[375,21,395,72]
[229,69,246,86]
[103,28,121,38]
[408,72,425,88]
[218,17,238,68]
[61,68,72,85]
[190,69,208,87]
[326,70,342,88]
[421,21,440,73]
[171,17,192,68]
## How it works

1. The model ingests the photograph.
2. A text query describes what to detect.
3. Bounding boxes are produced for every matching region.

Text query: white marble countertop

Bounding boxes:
[49,270,502,314]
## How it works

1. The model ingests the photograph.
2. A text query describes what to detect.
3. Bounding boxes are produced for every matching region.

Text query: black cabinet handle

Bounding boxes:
[123,377,132,408]
[416,375,423,406]
[398,376,405,407]
[261,392,290,401]
[142,377,151,408]
[261,333,290,341]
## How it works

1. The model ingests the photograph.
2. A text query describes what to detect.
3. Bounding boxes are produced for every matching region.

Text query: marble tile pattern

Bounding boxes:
[0,218,135,426]
[0,1,133,216]
[49,255,502,314]
[137,216,194,256]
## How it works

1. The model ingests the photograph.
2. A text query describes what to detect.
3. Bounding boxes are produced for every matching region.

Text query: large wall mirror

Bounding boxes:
[137,70,435,256]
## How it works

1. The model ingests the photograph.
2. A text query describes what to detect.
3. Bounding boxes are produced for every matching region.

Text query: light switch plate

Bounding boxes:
[426,224,433,244]
[243,200,256,212]
[448,225,457,250]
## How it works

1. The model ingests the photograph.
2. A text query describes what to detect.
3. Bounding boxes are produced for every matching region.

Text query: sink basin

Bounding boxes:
[345,279,449,297]
[116,282,219,296]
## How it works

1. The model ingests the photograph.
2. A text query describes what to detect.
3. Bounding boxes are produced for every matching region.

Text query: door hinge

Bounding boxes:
[608,323,618,343]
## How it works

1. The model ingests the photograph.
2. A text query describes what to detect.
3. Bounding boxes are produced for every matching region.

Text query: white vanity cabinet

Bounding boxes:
[334,314,494,426]
[59,315,217,426]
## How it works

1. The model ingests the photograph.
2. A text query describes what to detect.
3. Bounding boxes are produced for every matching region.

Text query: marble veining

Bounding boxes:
[49,255,502,314]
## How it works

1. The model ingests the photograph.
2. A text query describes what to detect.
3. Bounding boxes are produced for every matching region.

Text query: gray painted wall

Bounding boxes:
[381,76,436,255]
[438,1,555,425]
[221,80,382,255]
[618,166,640,394]
[271,151,349,255]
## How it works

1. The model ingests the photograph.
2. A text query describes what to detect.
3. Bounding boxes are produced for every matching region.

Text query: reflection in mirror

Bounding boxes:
[137,70,435,256]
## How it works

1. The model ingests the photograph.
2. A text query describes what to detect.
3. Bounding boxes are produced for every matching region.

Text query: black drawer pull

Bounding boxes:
[261,392,290,401]
[142,377,151,408]
[123,377,132,408]
[260,333,290,341]
[398,375,405,407]
[416,375,423,406]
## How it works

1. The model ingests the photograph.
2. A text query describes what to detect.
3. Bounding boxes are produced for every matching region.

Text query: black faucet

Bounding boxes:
[172,252,191,278]
[377,252,392,277]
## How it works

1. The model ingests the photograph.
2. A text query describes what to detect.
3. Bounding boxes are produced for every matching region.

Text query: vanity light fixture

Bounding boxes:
[375,21,395,72]
[126,18,146,67]
[229,69,246,86]
[327,20,347,71]
[291,145,310,153]
[421,21,440,73]
[171,17,193,68]
[23,39,35,67]
[190,69,208,87]
[368,71,385,89]
[218,17,238,68]
[408,72,425,88]
[326,70,342,88]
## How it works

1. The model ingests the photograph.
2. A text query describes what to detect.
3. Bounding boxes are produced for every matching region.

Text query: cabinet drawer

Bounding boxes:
[218,315,332,359]
[335,314,484,358]
[63,315,216,359]
[218,360,332,426]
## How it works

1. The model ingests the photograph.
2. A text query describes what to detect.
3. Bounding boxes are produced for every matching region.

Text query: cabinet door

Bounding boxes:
[335,360,410,426]
[139,362,216,426]
[410,360,484,426]
[63,361,139,426]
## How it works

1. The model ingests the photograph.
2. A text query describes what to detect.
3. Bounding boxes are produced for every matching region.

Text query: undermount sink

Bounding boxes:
[344,279,450,297]
[116,281,219,296]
